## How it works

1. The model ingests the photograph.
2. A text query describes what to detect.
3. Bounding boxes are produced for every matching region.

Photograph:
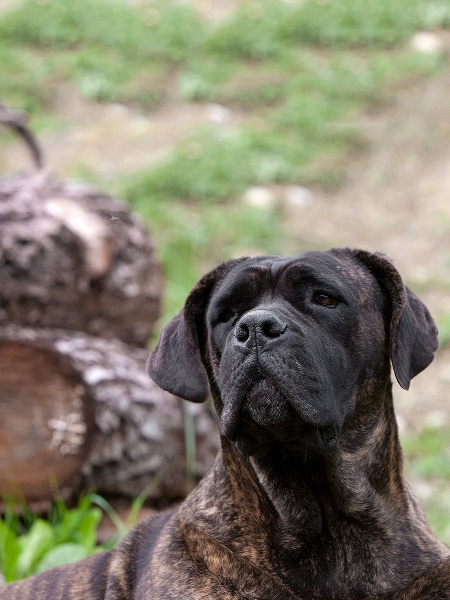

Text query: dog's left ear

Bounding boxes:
[351,249,438,390]
[147,258,245,402]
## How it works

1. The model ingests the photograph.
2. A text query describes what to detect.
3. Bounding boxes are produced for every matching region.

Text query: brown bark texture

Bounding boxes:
[0,326,219,511]
[0,170,163,347]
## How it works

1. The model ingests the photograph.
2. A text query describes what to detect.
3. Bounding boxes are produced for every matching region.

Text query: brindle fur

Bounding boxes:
[2,248,449,599]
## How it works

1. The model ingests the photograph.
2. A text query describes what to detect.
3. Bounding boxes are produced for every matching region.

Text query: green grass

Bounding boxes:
[205,0,450,59]
[0,0,204,60]
[0,0,445,199]
[0,0,205,111]
[277,0,450,48]
[437,312,450,347]
[124,48,443,211]
[402,427,450,544]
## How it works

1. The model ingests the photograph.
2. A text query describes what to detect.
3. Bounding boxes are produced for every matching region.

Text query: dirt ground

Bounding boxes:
[1,20,449,435]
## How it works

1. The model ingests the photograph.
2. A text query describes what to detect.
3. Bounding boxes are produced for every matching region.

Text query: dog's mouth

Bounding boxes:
[219,378,341,457]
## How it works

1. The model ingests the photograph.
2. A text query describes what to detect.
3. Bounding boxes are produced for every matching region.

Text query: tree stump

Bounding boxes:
[0,326,220,511]
[0,105,163,347]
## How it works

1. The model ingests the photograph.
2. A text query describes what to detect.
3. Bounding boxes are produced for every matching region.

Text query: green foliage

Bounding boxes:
[0,0,204,61]
[0,0,205,112]
[0,496,102,582]
[207,0,450,58]
[130,128,258,203]
[0,0,445,118]
[402,427,450,544]
[0,490,156,583]
[206,2,290,60]
[437,312,450,347]
[278,0,450,47]
[403,427,450,479]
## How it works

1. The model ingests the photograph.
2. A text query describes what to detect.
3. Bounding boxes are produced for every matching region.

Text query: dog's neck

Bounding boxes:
[209,381,405,530]
[179,384,446,597]
[246,387,410,531]
[214,384,445,595]
[228,381,443,553]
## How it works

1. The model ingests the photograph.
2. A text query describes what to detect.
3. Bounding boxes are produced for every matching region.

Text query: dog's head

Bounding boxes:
[148,248,438,456]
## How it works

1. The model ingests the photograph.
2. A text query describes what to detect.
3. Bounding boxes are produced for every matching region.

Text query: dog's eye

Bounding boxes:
[218,308,236,323]
[313,292,337,308]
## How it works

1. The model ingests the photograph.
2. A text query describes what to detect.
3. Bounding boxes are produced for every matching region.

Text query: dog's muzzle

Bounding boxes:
[217,308,344,455]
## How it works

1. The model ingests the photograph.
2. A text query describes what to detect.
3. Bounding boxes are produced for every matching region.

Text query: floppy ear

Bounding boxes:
[147,258,246,402]
[146,309,209,402]
[352,249,438,390]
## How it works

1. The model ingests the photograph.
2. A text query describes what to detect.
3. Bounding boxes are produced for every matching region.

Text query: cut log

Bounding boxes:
[0,326,219,511]
[0,340,94,510]
[1,104,163,347]
[0,170,163,347]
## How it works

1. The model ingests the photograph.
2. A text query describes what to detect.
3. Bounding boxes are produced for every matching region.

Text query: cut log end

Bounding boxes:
[0,341,94,508]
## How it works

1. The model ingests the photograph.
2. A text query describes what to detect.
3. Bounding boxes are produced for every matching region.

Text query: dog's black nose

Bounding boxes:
[234,310,287,344]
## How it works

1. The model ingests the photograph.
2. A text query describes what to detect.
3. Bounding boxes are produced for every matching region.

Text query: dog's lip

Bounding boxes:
[219,401,243,440]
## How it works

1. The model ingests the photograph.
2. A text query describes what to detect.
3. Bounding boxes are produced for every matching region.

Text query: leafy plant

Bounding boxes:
[0,488,157,583]
[0,495,102,582]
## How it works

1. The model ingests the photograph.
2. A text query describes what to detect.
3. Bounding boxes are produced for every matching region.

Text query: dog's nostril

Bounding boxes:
[261,319,287,339]
[235,323,250,342]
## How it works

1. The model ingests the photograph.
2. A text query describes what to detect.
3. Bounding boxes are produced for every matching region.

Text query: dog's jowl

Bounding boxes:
[2,248,449,599]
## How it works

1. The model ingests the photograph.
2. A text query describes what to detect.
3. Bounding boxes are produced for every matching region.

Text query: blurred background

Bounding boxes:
[0,0,449,554]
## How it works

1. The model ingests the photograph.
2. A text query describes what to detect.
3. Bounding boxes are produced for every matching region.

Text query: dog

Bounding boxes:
[2,248,449,599]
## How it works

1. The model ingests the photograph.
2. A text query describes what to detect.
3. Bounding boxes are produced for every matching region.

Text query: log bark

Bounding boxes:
[0,326,219,511]
[1,103,163,346]
[0,170,163,347]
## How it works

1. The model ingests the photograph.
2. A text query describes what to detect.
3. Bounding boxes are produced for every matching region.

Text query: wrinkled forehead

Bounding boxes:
[212,250,381,304]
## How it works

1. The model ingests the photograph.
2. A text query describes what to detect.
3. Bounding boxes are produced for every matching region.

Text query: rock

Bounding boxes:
[283,185,314,208]
[243,185,276,208]
[205,103,233,125]
[410,32,443,55]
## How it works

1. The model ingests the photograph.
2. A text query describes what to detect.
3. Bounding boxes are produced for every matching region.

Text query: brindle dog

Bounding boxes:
[2,248,449,599]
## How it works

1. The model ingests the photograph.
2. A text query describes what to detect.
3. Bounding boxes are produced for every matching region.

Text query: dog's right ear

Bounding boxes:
[147,258,246,402]
[147,309,209,402]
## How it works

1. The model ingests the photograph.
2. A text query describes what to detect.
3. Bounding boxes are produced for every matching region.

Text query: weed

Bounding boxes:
[0,486,158,583]
[0,495,102,582]
[0,0,204,61]
[280,0,449,48]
